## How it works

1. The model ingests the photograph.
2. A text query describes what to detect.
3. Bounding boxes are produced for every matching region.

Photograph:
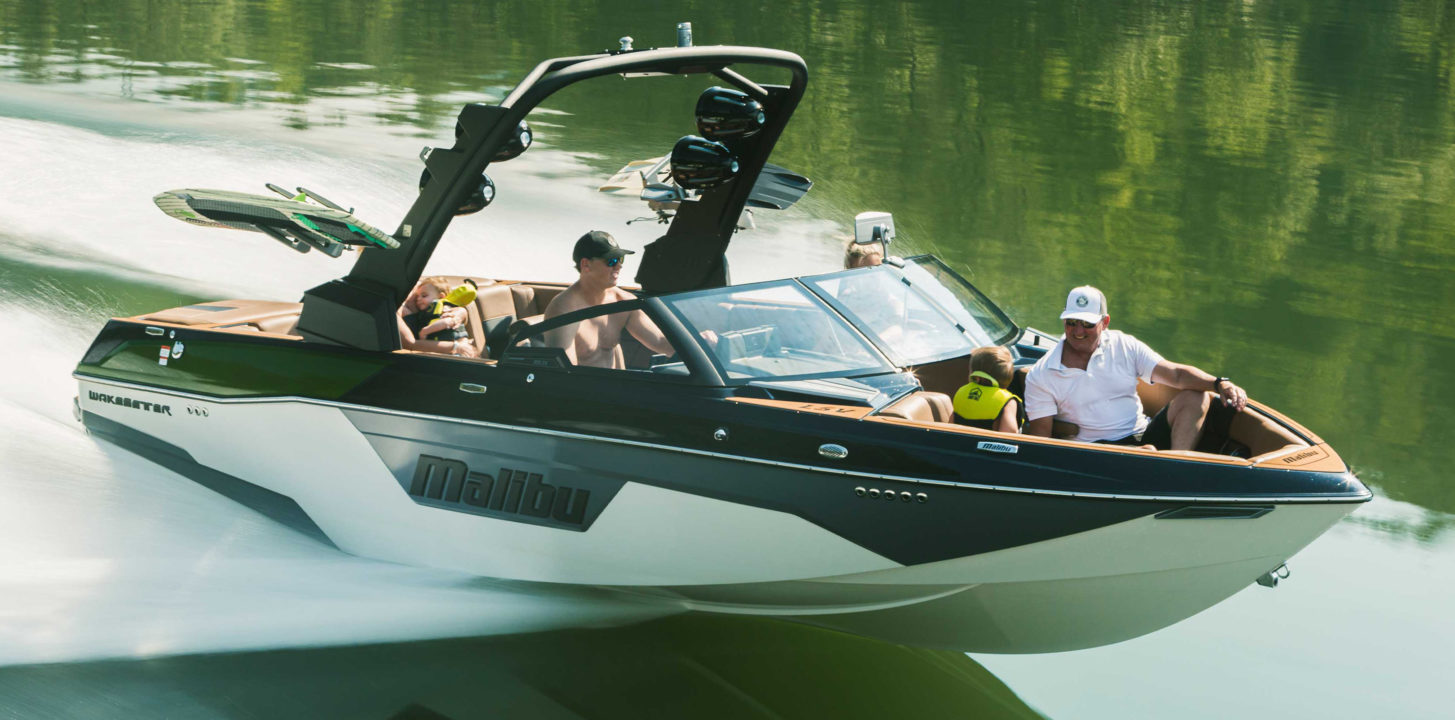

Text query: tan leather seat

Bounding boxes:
[878,391,954,423]
[141,300,301,328]
[1230,411,1306,457]
[510,284,566,319]
[472,284,519,358]
[141,300,302,336]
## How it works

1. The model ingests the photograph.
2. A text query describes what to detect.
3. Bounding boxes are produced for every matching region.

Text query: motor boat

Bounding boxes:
[72,36,1370,653]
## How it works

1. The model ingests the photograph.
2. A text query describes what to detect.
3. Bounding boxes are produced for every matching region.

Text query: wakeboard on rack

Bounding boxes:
[153,184,399,258]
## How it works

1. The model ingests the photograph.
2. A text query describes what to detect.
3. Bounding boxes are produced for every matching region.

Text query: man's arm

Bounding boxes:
[398,315,473,355]
[419,306,467,337]
[1022,369,1057,437]
[541,291,581,363]
[542,323,580,363]
[1150,360,1247,411]
[1025,416,1053,437]
[626,309,676,356]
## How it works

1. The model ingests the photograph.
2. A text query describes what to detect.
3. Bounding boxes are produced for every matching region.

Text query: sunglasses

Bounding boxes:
[603,257,623,268]
[1064,318,1097,329]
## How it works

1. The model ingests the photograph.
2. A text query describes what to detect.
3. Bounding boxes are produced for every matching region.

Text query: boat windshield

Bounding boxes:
[662,281,893,382]
[802,257,1018,366]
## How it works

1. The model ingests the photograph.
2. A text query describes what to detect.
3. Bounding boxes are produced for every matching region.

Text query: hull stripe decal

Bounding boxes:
[75,374,1372,505]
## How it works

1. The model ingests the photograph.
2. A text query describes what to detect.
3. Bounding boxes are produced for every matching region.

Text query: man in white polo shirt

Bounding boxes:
[1024,286,1248,450]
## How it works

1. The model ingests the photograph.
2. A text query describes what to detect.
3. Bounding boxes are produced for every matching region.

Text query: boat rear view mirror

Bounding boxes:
[854,211,895,249]
[419,170,496,215]
[695,86,766,141]
[670,135,739,190]
[493,120,533,162]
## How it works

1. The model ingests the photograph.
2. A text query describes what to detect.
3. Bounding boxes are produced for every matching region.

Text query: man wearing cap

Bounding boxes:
[542,231,675,368]
[1023,286,1248,450]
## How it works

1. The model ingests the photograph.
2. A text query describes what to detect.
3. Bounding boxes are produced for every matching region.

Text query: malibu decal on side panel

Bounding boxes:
[345,409,629,532]
[407,454,597,531]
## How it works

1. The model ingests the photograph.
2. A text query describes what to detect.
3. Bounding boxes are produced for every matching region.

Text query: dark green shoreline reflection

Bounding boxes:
[3,0,1451,529]
[0,614,1046,719]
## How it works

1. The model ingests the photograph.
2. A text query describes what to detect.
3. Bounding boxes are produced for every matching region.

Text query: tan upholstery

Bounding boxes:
[1230,410,1306,457]
[878,391,955,423]
[255,314,299,335]
[510,284,538,318]
[911,356,972,397]
[510,283,566,319]
[460,283,518,358]
[475,284,516,319]
[141,300,302,328]
[923,392,954,423]
[140,300,302,336]
[1135,380,1181,417]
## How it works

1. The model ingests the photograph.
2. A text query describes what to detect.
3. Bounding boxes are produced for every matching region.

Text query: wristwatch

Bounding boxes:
[1213,377,1230,392]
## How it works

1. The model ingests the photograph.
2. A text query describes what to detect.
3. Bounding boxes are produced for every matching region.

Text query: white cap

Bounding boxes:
[1060,286,1108,323]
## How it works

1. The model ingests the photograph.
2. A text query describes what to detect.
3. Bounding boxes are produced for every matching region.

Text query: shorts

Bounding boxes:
[1097,407,1172,450]
[1096,400,1236,452]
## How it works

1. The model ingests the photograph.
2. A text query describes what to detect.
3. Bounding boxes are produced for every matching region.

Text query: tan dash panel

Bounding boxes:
[727,397,874,419]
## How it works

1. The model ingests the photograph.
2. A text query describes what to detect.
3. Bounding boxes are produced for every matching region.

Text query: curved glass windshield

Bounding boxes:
[803,258,1018,366]
[806,270,976,365]
[901,256,1018,345]
[664,281,892,381]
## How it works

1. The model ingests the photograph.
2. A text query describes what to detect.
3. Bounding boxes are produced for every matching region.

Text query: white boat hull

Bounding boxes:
[76,378,1359,652]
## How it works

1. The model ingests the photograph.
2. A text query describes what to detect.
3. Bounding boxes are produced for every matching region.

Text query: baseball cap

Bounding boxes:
[1060,285,1109,323]
[572,230,635,264]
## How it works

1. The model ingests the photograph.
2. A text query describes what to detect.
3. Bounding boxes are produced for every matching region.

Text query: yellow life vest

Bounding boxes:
[952,371,1021,427]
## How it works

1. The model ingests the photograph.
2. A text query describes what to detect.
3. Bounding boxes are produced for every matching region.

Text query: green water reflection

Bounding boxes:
[3,0,1451,530]
[0,614,1046,719]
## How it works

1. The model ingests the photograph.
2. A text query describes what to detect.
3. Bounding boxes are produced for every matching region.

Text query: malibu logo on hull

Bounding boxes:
[408,454,592,531]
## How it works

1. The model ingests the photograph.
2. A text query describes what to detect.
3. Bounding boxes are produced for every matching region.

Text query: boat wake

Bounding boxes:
[0,105,850,667]
[0,277,666,669]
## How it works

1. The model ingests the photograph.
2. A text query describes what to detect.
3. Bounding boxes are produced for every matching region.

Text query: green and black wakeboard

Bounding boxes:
[153,185,399,258]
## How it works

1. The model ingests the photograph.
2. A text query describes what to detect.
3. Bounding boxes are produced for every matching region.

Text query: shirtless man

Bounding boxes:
[542,231,675,368]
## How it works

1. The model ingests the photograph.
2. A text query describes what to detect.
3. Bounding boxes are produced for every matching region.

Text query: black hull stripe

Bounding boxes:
[74,374,1372,505]
[80,411,337,549]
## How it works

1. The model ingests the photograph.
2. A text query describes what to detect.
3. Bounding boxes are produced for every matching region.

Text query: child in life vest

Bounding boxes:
[952,346,1023,433]
[398,277,478,356]
[418,278,478,341]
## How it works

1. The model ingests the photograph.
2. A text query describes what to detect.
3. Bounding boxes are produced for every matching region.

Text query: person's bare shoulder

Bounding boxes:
[544,285,584,319]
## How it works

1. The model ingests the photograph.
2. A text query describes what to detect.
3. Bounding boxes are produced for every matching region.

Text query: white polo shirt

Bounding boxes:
[1024,330,1165,442]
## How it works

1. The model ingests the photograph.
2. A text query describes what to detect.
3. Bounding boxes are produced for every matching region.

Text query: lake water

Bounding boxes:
[0,1,1450,717]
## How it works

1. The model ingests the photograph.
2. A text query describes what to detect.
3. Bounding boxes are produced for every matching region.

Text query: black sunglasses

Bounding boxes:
[604,256,623,268]
[1064,318,1096,329]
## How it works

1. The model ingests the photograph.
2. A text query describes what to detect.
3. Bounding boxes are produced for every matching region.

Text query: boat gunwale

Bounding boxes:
[73,373,1373,506]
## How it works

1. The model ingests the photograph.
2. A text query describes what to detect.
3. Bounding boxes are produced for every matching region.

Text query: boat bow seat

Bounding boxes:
[140,300,302,336]
[878,391,954,423]
[1231,410,1306,458]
